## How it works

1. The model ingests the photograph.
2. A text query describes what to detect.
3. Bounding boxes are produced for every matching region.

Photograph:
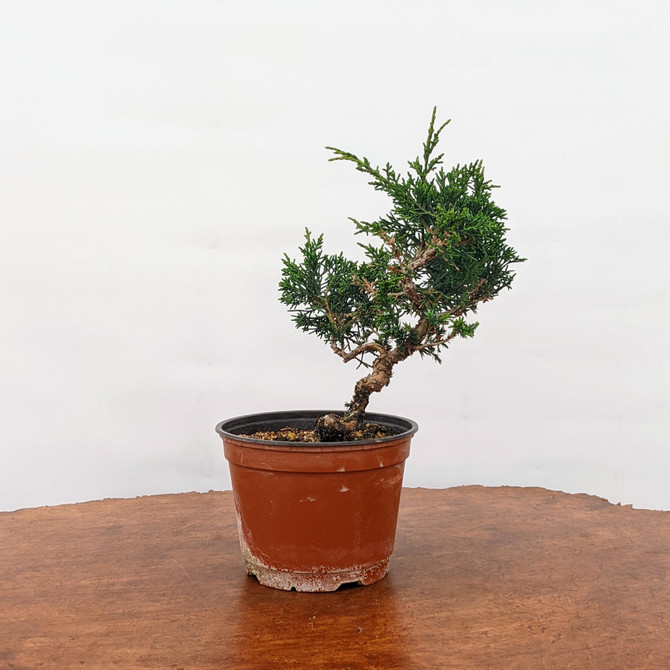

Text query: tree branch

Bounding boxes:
[330,340,388,363]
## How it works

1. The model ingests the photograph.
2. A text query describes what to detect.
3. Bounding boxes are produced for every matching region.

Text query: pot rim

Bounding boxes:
[215,409,418,448]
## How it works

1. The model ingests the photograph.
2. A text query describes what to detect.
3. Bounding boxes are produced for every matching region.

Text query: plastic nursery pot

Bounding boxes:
[215,410,418,592]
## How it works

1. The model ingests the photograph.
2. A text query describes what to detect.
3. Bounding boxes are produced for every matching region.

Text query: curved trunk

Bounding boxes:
[347,348,409,418]
[315,348,410,442]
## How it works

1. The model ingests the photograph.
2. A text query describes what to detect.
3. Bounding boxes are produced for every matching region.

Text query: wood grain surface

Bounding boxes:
[1,487,669,669]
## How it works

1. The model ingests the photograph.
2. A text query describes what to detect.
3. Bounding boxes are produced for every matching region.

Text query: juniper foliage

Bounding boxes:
[279,108,524,419]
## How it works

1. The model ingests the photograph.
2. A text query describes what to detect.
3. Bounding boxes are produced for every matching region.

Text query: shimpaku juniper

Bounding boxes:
[280,108,525,441]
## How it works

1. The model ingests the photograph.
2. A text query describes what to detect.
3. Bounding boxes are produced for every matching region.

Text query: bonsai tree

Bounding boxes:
[280,108,524,441]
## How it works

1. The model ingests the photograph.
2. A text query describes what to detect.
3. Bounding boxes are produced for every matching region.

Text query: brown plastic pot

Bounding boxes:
[215,410,418,592]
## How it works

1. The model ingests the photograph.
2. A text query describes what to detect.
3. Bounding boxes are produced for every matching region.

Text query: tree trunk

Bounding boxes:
[347,348,409,418]
[314,348,409,442]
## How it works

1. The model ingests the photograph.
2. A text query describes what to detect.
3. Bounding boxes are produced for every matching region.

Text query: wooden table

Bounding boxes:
[1,487,669,669]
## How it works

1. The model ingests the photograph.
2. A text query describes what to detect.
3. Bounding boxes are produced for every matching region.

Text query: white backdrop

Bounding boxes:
[1,1,669,511]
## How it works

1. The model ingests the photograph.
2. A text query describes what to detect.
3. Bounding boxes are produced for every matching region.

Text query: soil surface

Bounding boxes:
[240,422,394,443]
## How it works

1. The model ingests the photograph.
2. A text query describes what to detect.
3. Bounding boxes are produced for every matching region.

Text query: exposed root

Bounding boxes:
[314,413,362,442]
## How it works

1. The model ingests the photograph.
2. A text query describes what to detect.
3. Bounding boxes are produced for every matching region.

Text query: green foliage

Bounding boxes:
[279,108,524,375]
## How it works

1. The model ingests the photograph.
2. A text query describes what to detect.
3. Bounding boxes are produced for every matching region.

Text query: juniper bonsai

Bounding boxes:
[280,108,524,441]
